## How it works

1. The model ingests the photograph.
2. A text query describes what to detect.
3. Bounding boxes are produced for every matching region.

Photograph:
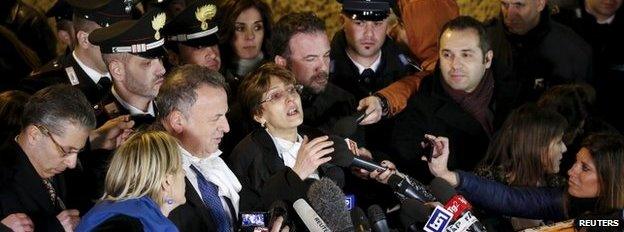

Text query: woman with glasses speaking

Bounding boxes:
[229,63,344,213]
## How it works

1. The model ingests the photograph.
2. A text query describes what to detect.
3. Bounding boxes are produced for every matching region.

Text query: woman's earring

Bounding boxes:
[164,196,174,205]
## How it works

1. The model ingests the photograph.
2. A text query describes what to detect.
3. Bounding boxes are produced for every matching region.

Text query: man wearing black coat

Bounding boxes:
[0,85,96,232]
[394,17,507,182]
[158,65,240,232]
[488,0,592,111]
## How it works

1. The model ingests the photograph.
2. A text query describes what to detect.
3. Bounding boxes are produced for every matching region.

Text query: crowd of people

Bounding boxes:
[0,0,623,231]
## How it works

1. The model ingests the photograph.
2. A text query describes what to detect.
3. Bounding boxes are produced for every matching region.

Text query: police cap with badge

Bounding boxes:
[67,0,135,27]
[89,8,167,59]
[339,0,391,21]
[163,0,219,48]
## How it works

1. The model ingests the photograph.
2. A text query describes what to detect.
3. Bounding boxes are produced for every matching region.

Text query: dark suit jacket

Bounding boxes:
[0,141,66,232]
[228,126,345,212]
[168,178,238,232]
[392,70,506,182]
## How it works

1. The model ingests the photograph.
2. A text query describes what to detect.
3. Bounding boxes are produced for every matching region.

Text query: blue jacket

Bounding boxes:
[456,171,566,221]
[76,196,179,232]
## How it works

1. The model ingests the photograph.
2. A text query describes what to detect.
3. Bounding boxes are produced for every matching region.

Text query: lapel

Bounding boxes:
[11,143,59,213]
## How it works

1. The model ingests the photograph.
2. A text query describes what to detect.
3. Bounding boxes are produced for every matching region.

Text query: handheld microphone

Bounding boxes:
[388,175,436,203]
[333,110,369,137]
[327,135,387,172]
[423,205,454,232]
[430,178,486,232]
[351,207,372,232]
[368,205,391,232]
[399,199,433,232]
[308,178,354,232]
[293,199,332,232]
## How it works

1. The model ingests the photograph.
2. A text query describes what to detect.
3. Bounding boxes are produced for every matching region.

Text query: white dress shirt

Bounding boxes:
[266,129,320,180]
[72,51,111,85]
[111,87,155,116]
[180,146,242,223]
[346,50,383,74]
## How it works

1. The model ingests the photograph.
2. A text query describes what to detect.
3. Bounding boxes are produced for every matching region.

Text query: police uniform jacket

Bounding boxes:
[23,53,110,105]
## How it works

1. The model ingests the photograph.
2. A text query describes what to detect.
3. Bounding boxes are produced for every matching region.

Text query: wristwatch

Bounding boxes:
[373,93,389,116]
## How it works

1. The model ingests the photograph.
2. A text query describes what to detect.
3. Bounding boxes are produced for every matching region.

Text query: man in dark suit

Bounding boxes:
[0,85,96,232]
[24,0,134,105]
[157,65,239,232]
[393,16,508,182]
[89,7,167,128]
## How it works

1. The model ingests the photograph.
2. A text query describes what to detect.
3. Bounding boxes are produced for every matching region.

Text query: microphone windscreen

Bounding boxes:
[351,207,371,232]
[430,177,456,203]
[333,115,359,137]
[308,178,354,232]
[327,135,355,167]
[400,199,433,225]
[367,204,386,223]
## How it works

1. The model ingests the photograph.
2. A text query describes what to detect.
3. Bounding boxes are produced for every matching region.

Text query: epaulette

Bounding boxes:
[29,58,65,77]
[29,58,81,86]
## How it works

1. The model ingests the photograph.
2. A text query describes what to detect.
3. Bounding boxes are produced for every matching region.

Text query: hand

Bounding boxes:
[270,216,290,232]
[351,147,374,179]
[357,96,383,125]
[369,160,397,184]
[292,136,334,180]
[1,213,34,232]
[421,134,457,186]
[56,209,80,232]
[89,115,134,150]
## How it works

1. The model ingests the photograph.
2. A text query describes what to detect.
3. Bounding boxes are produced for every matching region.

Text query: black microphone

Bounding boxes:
[430,178,487,232]
[368,205,391,232]
[327,134,387,172]
[332,110,369,137]
[387,175,436,203]
[307,177,354,232]
[399,199,433,232]
[351,207,372,232]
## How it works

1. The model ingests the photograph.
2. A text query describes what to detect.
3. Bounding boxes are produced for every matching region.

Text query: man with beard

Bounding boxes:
[89,8,167,128]
[24,0,134,106]
[272,12,358,138]
[330,0,417,158]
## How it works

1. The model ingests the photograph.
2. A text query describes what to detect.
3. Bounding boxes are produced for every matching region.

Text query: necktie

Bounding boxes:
[360,68,375,85]
[189,165,231,232]
[97,77,112,92]
[42,179,66,210]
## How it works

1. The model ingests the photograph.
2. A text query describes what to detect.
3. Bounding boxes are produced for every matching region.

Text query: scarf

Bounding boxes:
[441,70,495,136]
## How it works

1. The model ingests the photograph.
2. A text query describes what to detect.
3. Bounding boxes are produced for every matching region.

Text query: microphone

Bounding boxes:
[399,199,433,231]
[307,178,354,232]
[351,207,372,232]
[387,175,436,203]
[333,110,369,137]
[368,205,391,232]
[423,205,454,232]
[293,199,332,232]
[327,134,387,172]
[430,178,486,232]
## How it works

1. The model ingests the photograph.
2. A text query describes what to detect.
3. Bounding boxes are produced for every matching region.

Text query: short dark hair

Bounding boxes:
[21,84,96,134]
[271,12,326,58]
[439,16,491,56]
[238,62,297,118]
[156,64,227,118]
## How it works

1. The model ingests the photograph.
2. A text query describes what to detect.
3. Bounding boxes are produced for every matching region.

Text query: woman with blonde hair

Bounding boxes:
[76,131,185,231]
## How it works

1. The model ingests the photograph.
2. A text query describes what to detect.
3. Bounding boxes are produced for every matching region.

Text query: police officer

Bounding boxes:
[24,0,135,105]
[330,0,417,101]
[330,0,417,158]
[89,7,167,128]
[163,0,221,72]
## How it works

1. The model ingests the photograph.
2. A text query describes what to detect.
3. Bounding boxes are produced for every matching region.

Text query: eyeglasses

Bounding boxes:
[35,125,82,157]
[259,85,303,104]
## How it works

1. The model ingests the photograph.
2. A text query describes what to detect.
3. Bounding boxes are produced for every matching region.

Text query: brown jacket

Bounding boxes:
[378,0,458,115]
